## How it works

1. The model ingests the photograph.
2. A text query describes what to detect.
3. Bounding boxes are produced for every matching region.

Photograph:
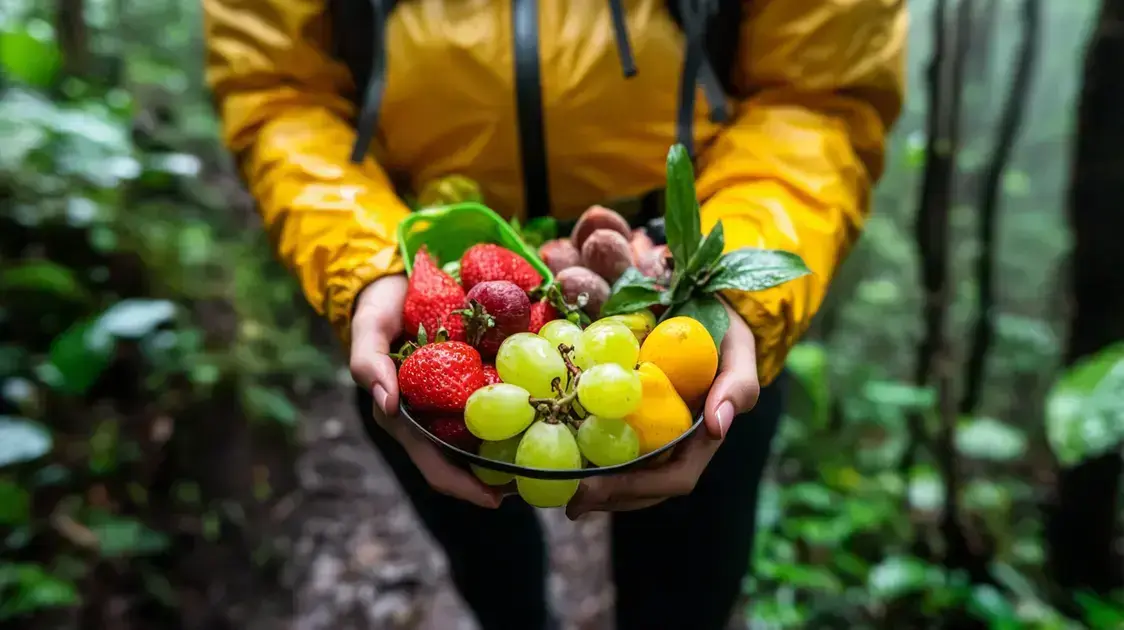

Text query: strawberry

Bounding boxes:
[403,247,467,342]
[460,243,543,293]
[462,281,531,357]
[426,414,481,451]
[528,299,559,334]
[482,363,503,385]
[398,341,486,412]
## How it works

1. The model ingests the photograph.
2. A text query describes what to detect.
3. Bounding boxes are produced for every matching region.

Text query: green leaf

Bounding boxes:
[0,29,61,88]
[868,555,942,600]
[601,267,665,317]
[1045,343,1124,467]
[683,222,725,279]
[0,261,88,301]
[1074,590,1124,629]
[667,294,728,346]
[600,285,665,318]
[245,385,299,426]
[86,514,170,557]
[0,480,30,525]
[43,318,115,396]
[968,584,1020,629]
[704,248,811,293]
[664,144,701,272]
[0,564,78,619]
[0,416,52,467]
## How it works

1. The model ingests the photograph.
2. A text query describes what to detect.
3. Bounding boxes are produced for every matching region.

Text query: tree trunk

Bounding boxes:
[1045,0,1124,599]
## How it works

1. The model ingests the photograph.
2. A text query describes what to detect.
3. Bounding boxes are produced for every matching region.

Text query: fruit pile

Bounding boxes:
[394,217,718,508]
[538,205,671,317]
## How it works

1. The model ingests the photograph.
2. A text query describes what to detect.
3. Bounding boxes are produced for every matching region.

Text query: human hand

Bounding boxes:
[565,298,760,519]
[350,274,502,509]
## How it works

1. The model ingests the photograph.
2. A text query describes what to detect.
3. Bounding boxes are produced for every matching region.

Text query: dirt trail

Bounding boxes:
[287,381,614,630]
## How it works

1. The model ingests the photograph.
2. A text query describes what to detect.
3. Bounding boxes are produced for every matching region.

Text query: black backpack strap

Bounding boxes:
[331,0,397,164]
[666,0,742,157]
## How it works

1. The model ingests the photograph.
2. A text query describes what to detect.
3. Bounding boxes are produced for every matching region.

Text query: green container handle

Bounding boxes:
[396,202,554,287]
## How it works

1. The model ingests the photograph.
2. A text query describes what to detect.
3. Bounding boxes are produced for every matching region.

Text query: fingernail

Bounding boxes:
[716,401,734,439]
[372,384,389,413]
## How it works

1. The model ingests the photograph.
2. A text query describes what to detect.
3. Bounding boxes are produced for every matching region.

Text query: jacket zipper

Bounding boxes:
[512,0,551,218]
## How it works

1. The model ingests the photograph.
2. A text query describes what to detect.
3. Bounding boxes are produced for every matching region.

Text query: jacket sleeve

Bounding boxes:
[202,0,410,346]
[695,0,906,386]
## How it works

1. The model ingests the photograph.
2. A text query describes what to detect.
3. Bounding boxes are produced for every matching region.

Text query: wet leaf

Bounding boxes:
[704,248,811,294]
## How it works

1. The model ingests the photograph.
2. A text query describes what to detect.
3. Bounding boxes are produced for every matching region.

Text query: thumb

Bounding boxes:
[349,275,407,416]
[703,309,760,440]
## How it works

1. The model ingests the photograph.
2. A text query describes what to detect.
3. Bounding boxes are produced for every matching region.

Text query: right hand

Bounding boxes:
[349,274,502,509]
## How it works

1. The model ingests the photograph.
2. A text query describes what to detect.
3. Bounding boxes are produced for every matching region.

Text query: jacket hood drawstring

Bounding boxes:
[351,0,732,165]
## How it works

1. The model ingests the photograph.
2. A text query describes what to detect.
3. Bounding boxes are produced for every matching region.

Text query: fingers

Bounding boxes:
[703,301,761,440]
[350,275,408,416]
[401,434,502,509]
[565,431,719,519]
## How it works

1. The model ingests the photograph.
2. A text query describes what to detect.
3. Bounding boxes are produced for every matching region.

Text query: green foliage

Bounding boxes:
[604,145,810,345]
[1046,343,1124,467]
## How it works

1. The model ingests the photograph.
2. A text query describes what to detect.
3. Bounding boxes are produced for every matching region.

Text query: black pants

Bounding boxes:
[357,377,783,630]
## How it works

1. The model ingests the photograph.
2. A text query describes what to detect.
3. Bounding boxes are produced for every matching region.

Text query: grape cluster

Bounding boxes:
[464,318,645,507]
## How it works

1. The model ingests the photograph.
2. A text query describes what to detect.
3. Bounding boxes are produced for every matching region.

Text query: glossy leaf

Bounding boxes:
[684,221,725,279]
[0,416,52,467]
[705,248,811,294]
[663,144,701,272]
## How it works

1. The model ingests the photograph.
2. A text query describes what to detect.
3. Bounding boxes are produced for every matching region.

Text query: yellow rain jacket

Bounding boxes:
[203,0,906,386]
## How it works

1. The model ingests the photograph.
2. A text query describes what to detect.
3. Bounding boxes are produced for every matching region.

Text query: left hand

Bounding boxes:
[565,298,761,519]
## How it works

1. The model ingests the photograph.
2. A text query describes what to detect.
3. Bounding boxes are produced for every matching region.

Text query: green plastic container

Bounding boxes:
[396,202,553,286]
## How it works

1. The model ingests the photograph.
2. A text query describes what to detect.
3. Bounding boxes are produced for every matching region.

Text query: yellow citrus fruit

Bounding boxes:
[624,362,694,454]
[636,316,718,404]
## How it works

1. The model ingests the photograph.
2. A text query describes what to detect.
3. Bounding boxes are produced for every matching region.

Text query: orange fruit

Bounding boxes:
[636,316,718,404]
[624,362,694,454]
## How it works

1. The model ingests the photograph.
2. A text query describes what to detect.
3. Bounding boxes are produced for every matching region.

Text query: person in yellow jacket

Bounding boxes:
[204,0,904,627]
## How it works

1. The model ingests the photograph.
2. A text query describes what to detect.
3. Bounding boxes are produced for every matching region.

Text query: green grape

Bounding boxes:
[464,383,535,440]
[516,477,580,508]
[472,436,521,486]
[496,333,568,398]
[573,320,639,370]
[538,319,582,354]
[576,363,642,418]
[577,415,640,467]
[514,421,582,507]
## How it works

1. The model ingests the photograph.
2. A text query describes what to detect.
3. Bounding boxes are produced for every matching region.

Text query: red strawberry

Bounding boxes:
[398,341,487,412]
[462,281,531,357]
[403,247,467,342]
[528,300,559,334]
[427,414,481,451]
[460,243,543,293]
[482,364,503,385]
